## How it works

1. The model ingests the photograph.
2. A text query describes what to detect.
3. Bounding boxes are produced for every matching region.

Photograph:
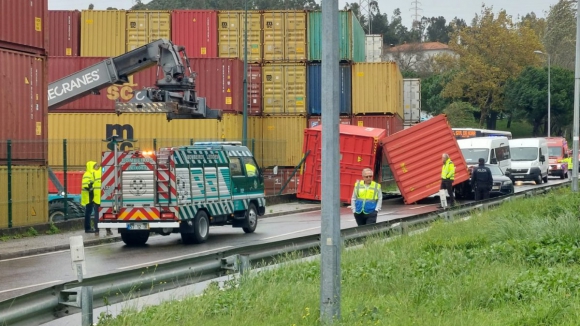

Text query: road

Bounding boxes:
[0,178,568,301]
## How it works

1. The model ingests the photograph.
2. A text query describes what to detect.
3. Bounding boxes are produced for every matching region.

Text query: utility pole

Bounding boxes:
[410,0,422,28]
[320,0,341,323]
[573,4,580,191]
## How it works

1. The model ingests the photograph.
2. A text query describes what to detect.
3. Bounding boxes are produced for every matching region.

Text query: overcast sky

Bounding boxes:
[49,0,558,28]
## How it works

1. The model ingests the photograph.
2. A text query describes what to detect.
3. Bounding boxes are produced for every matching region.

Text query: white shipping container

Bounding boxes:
[365,34,383,62]
[403,78,421,123]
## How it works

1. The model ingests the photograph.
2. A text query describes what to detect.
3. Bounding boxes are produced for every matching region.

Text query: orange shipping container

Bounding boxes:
[380,114,469,204]
[47,10,81,56]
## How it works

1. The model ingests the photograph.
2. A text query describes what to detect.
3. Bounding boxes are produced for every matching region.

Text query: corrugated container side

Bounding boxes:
[0,166,48,228]
[217,11,240,58]
[48,56,159,112]
[81,10,126,57]
[247,116,263,164]
[0,0,48,54]
[48,170,84,194]
[365,34,382,62]
[48,113,224,167]
[284,63,307,114]
[0,49,47,164]
[190,58,243,113]
[263,11,285,61]
[351,115,404,136]
[47,10,80,56]
[403,78,421,123]
[380,114,470,204]
[307,117,351,128]
[297,124,387,203]
[126,11,171,52]
[307,63,352,115]
[285,11,307,61]
[240,11,262,63]
[261,116,307,167]
[219,113,243,140]
[248,63,262,115]
[262,64,285,114]
[352,62,403,115]
[307,11,352,61]
[351,13,366,62]
[171,10,217,58]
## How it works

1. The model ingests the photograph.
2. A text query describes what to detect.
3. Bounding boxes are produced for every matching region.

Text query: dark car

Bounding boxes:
[455,164,514,199]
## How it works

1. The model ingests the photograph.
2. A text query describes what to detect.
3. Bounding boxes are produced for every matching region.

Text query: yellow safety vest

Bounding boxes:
[245,163,257,177]
[354,180,380,214]
[93,167,102,205]
[441,158,455,180]
[81,161,96,206]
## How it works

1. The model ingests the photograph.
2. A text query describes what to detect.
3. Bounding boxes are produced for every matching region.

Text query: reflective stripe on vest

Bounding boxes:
[354,180,379,214]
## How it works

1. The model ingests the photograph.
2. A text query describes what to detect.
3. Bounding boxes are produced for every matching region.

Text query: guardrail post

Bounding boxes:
[81,286,94,326]
[239,254,250,275]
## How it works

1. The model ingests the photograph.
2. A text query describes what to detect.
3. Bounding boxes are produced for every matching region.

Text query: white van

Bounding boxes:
[457,137,512,172]
[508,138,549,184]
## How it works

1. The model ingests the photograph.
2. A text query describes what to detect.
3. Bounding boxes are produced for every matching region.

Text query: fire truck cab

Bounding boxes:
[98,141,266,246]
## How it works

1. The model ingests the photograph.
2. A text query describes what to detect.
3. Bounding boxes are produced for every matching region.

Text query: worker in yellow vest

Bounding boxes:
[558,153,573,176]
[439,153,456,208]
[92,163,113,236]
[350,168,383,226]
[81,161,96,233]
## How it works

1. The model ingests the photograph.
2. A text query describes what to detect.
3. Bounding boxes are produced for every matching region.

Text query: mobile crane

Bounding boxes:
[47,38,222,120]
[46,39,223,221]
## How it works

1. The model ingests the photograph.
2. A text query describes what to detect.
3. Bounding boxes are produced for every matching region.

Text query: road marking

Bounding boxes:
[261,226,321,240]
[408,205,431,210]
[0,280,63,294]
[0,250,71,262]
[117,246,234,270]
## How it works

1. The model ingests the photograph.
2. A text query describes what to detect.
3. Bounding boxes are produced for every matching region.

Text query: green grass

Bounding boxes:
[98,188,580,326]
[496,119,534,138]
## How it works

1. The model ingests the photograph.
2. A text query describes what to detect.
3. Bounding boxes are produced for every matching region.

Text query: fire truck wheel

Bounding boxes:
[182,210,210,244]
[121,230,150,246]
[243,203,258,234]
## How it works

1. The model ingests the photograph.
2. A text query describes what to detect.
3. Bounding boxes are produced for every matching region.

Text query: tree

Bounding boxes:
[442,6,543,129]
[517,12,547,41]
[543,0,576,70]
[88,3,94,9]
[504,66,574,137]
[425,16,451,43]
[421,71,456,115]
[444,102,479,128]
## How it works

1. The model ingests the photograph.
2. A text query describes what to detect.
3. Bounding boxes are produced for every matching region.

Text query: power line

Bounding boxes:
[410,0,423,28]
[358,0,372,34]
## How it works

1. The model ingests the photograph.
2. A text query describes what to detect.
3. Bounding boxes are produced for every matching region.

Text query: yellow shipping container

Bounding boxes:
[262,63,307,115]
[48,113,242,167]
[351,62,404,116]
[263,11,285,61]
[0,166,48,228]
[247,116,264,165]
[126,11,171,52]
[218,11,262,62]
[285,12,307,61]
[260,116,306,167]
[81,10,127,57]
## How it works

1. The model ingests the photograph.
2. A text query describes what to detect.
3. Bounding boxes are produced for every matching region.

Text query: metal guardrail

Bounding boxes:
[0,180,571,326]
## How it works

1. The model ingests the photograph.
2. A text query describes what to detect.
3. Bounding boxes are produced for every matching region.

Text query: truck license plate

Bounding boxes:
[492,186,500,190]
[514,176,524,179]
[127,223,149,230]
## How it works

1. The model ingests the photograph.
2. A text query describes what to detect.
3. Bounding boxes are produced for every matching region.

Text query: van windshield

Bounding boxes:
[461,148,489,164]
[548,146,562,157]
[510,147,538,161]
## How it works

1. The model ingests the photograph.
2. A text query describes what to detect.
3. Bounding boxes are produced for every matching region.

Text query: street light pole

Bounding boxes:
[534,50,551,138]
[242,0,248,146]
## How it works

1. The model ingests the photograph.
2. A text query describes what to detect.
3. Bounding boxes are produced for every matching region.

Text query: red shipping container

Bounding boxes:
[171,10,218,58]
[248,63,262,115]
[0,49,48,164]
[307,116,351,128]
[351,114,404,136]
[380,114,469,204]
[190,58,243,113]
[48,57,159,112]
[298,124,387,203]
[48,171,84,194]
[0,0,48,55]
[47,10,80,56]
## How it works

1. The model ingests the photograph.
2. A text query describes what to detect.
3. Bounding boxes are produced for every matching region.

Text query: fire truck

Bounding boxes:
[47,39,266,245]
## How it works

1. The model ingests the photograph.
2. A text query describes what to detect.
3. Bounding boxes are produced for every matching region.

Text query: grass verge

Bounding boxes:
[98,188,580,326]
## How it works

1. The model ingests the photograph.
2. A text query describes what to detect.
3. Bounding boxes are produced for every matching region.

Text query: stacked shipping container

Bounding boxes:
[0,0,49,228]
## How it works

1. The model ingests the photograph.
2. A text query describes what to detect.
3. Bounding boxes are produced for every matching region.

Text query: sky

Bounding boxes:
[49,0,559,28]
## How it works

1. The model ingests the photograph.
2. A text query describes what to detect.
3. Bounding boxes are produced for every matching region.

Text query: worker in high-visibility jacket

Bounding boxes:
[350,168,383,226]
[245,162,257,177]
[81,161,96,233]
[92,163,113,236]
[558,153,573,175]
[439,153,456,208]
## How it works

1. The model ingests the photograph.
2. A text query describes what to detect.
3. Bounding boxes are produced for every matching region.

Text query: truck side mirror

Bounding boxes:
[490,158,498,165]
[540,155,545,162]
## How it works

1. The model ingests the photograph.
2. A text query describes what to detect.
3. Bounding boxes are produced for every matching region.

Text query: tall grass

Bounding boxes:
[99,188,580,326]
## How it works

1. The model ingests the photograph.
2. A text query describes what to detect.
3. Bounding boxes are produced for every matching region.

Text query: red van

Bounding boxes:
[546,137,569,178]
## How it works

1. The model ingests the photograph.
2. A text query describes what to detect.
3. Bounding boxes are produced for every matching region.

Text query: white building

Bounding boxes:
[382,42,457,73]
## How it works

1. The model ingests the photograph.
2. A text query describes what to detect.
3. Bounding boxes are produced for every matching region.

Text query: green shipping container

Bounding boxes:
[308,10,365,62]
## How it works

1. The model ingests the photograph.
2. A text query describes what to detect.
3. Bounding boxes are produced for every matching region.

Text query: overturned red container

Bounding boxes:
[298,124,387,203]
[380,114,469,204]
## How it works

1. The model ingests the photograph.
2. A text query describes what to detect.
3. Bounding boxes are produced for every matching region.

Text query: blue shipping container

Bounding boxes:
[307,63,352,115]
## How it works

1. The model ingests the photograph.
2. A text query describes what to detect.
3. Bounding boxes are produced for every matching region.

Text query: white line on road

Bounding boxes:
[261,227,321,240]
[408,205,432,210]
[0,280,63,294]
[0,249,71,262]
[117,246,234,270]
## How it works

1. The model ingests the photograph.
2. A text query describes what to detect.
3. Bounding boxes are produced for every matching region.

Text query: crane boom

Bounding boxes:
[47,39,222,120]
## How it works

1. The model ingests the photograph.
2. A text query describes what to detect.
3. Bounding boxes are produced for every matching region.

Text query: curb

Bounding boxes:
[0,206,322,260]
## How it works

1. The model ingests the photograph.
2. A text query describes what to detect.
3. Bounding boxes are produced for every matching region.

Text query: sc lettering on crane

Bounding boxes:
[107,75,138,101]
[47,69,101,100]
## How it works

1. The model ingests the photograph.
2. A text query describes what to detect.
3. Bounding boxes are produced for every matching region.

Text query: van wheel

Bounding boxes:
[181,210,210,244]
[534,175,542,185]
[121,230,150,246]
[243,203,258,234]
